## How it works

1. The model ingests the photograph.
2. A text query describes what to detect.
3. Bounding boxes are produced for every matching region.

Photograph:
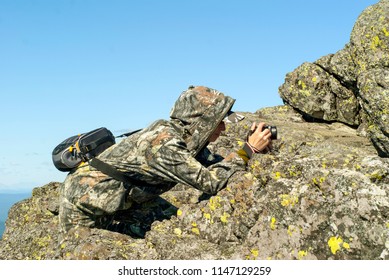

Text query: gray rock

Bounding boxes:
[358,68,389,156]
[278,61,360,126]
[1,106,388,260]
[279,0,389,157]
[350,0,389,72]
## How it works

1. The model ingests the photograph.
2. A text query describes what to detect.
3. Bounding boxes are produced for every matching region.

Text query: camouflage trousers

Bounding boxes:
[59,198,115,234]
[59,196,177,239]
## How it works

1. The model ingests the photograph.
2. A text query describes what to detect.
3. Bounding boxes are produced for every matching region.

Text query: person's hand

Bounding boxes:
[247,122,272,152]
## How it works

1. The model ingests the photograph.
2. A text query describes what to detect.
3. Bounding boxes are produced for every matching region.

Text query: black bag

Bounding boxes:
[52,127,115,172]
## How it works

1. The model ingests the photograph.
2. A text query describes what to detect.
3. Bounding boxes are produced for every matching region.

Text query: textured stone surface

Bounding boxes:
[1,1,388,261]
[278,61,360,126]
[358,68,389,156]
[1,106,388,260]
[279,0,389,157]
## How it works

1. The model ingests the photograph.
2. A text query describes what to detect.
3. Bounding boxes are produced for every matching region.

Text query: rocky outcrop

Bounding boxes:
[1,1,388,260]
[279,0,389,157]
[0,106,388,260]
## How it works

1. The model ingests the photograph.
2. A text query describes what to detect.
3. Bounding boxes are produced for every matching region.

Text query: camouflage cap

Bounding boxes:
[170,85,236,156]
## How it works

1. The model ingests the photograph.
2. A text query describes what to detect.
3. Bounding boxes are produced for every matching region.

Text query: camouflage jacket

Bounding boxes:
[60,86,248,217]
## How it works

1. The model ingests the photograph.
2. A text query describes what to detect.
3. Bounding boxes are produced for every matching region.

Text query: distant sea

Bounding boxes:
[0,193,31,239]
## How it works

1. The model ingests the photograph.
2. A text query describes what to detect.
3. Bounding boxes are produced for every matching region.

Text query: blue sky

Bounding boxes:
[0,0,378,193]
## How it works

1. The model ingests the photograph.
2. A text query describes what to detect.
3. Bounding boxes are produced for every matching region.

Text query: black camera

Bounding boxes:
[262,125,277,140]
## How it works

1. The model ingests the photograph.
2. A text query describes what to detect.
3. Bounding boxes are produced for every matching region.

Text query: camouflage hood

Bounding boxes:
[170,86,235,156]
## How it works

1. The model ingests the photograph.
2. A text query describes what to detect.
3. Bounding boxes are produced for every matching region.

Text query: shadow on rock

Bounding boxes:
[109,197,178,239]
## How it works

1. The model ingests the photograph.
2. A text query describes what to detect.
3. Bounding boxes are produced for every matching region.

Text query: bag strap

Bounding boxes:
[116,129,142,138]
[89,158,143,186]
[88,128,144,185]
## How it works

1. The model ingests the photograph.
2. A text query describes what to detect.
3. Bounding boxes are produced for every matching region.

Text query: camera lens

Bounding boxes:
[263,125,277,140]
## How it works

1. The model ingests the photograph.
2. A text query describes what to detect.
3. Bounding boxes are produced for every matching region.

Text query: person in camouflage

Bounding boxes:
[59,85,272,238]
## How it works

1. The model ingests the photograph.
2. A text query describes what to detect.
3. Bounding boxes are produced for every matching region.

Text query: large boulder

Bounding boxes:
[1,106,388,260]
[279,0,389,157]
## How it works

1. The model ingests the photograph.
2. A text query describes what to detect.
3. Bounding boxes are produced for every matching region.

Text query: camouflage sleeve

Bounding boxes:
[148,138,246,194]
